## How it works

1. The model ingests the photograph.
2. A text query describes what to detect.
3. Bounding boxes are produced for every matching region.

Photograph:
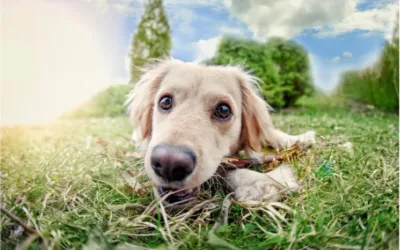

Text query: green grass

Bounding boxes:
[61,84,132,119]
[1,106,398,249]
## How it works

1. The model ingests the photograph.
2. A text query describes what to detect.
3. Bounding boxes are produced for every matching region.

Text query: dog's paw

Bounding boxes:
[226,166,300,204]
[298,130,316,148]
[235,180,281,203]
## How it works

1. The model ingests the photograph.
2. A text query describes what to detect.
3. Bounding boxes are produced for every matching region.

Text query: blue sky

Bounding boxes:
[1,0,398,124]
[83,0,397,91]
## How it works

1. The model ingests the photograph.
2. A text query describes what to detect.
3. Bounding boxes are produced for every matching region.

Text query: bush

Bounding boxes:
[206,36,313,108]
[266,37,314,107]
[335,14,399,112]
[61,84,132,119]
[336,68,380,104]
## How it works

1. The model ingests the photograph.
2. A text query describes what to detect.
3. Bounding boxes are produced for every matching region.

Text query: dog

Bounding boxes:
[127,58,316,204]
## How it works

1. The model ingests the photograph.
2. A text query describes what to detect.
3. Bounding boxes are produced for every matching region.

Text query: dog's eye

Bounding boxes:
[213,104,231,120]
[159,96,173,111]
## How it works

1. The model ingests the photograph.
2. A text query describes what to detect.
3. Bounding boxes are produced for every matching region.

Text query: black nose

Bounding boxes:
[151,144,196,181]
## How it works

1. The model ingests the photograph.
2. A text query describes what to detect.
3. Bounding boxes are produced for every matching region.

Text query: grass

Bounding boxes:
[1,105,398,249]
[61,84,132,120]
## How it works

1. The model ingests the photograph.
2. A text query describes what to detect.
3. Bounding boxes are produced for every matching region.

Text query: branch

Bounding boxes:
[219,142,303,170]
[0,205,37,234]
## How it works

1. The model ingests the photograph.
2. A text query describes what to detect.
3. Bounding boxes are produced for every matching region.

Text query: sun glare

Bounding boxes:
[1,1,119,125]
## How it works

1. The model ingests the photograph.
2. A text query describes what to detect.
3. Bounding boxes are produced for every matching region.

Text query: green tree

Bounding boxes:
[129,0,172,83]
[206,36,284,107]
[206,36,314,108]
[266,37,314,107]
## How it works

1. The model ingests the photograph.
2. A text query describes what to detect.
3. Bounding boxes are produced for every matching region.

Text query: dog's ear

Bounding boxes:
[127,58,176,145]
[235,69,281,154]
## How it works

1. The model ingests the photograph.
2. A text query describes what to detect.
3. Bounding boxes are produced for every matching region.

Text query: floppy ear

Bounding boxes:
[126,58,177,148]
[235,69,282,155]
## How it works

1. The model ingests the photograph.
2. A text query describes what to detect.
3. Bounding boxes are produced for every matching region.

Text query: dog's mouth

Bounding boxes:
[157,186,200,203]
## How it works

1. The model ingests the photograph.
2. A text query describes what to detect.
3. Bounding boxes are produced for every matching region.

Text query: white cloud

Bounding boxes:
[88,0,397,40]
[343,51,353,58]
[168,7,195,36]
[218,25,244,36]
[225,0,397,40]
[332,56,341,63]
[226,0,359,40]
[193,36,222,62]
[314,1,398,39]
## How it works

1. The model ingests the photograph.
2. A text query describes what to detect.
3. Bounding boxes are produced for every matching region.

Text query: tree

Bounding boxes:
[205,36,314,108]
[266,37,314,107]
[206,36,284,107]
[129,0,172,83]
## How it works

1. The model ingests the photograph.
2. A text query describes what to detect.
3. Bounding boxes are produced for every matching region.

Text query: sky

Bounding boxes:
[1,0,398,125]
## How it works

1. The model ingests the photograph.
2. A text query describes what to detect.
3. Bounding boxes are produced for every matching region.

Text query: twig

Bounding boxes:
[0,205,37,234]
[219,142,303,171]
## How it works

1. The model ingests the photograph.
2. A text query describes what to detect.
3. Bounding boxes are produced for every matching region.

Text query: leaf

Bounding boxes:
[95,137,109,151]
[114,243,153,250]
[124,151,142,159]
[276,142,302,161]
[216,225,230,233]
[220,158,254,169]
[207,230,241,250]
[119,170,150,195]
[82,229,113,250]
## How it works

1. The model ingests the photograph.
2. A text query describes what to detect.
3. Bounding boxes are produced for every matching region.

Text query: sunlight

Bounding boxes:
[1,1,121,125]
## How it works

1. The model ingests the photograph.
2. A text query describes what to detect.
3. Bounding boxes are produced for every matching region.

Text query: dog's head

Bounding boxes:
[128,58,279,202]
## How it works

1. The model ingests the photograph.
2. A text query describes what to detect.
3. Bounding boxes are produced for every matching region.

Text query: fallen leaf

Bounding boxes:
[124,151,142,159]
[120,170,150,195]
[96,137,109,151]
[276,142,302,161]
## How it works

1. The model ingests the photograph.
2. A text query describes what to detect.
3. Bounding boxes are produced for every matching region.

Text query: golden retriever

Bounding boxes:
[127,58,316,204]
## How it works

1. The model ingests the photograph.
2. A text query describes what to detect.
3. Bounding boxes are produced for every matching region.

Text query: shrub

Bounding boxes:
[336,67,382,104]
[335,14,399,112]
[266,37,314,107]
[61,84,132,119]
[206,36,313,108]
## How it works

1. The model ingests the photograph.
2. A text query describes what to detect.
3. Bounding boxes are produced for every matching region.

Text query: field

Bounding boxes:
[1,103,399,250]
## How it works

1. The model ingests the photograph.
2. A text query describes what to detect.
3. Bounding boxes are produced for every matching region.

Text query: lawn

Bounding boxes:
[1,105,398,250]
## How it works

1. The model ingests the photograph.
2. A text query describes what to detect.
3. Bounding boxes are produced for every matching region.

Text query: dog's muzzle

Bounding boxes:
[151,144,196,182]
[150,144,198,203]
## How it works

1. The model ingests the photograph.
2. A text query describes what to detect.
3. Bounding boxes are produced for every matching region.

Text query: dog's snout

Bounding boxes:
[151,144,196,181]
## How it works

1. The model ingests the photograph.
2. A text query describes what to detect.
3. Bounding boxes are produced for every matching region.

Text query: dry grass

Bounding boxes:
[1,106,398,249]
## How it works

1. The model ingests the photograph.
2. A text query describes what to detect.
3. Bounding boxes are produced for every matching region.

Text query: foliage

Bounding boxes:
[129,0,171,83]
[266,37,314,107]
[206,36,313,108]
[206,36,283,106]
[335,13,399,112]
[61,84,131,119]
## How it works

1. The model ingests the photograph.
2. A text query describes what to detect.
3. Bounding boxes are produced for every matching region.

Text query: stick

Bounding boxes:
[220,154,282,170]
[0,205,37,234]
[219,142,303,170]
